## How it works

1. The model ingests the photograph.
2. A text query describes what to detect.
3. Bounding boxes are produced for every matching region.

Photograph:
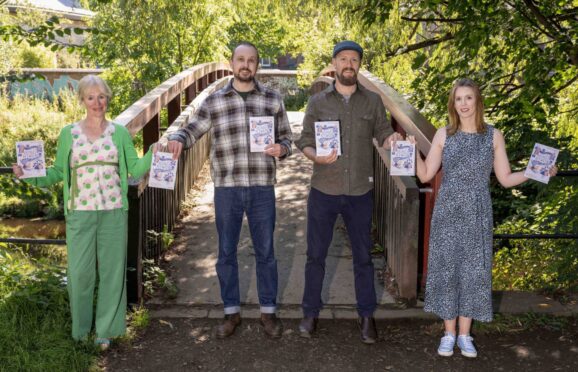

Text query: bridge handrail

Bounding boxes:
[114,62,231,136]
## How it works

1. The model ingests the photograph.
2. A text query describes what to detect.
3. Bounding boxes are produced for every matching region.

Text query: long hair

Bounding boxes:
[447,78,485,135]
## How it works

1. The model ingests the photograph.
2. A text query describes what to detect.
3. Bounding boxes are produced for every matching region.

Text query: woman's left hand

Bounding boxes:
[549,165,558,177]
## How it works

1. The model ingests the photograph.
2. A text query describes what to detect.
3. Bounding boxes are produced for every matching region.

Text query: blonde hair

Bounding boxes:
[77,74,112,104]
[447,78,485,135]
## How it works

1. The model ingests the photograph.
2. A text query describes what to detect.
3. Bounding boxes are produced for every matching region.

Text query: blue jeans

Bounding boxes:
[214,186,278,314]
[302,188,377,317]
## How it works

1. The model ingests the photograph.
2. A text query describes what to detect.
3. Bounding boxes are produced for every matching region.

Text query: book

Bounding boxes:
[149,152,178,190]
[249,116,275,152]
[16,140,46,178]
[524,143,559,184]
[314,121,341,156]
[390,140,415,176]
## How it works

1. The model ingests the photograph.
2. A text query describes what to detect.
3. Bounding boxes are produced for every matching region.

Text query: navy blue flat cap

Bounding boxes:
[332,40,363,59]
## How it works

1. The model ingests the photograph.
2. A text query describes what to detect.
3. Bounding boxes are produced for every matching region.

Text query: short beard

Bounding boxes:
[336,70,357,86]
[234,69,255,83]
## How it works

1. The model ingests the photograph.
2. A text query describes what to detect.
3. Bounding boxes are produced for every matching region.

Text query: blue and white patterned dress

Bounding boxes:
[424,125,494,322]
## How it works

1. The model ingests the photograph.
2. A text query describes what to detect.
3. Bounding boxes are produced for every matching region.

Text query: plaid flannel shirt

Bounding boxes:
[168,79,292,187]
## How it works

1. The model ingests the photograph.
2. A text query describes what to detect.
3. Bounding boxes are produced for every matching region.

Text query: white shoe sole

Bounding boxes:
[460,350,477,358]
[438,350,454,357]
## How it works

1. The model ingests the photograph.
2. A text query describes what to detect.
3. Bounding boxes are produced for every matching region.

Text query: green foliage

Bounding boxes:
[16,43,54,68]
[127,303,150,332]
[142,258,178,300]
[85,0,233,116]
[147,225,174,253]
[473,313,573,334]
[0,244,99,371]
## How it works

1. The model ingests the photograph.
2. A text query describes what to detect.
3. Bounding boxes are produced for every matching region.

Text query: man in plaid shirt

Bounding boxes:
[167,42,292,339]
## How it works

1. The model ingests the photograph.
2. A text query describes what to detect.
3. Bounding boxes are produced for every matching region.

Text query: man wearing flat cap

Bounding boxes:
[295,40,402,343]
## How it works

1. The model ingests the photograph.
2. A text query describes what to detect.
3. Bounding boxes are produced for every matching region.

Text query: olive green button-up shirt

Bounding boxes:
[295,82,394,196]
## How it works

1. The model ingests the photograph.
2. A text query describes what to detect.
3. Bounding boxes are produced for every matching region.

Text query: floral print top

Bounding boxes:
[69,122,123,210]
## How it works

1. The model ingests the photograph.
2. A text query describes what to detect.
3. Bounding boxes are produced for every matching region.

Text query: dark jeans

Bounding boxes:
[214,186,278,314]
[302,188,377,317]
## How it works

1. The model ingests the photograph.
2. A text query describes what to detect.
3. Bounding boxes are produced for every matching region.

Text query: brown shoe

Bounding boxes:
[358,316,377,344]
[216,313,241,339]
[260,313,283,338]
[299,316,318,338]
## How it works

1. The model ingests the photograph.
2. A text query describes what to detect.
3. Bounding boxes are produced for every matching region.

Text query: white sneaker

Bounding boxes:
[437,332,456,357]
[457,334,478,358]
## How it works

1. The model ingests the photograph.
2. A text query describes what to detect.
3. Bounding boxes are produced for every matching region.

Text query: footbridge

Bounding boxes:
[111,62,438,306]
[3,62,575,311]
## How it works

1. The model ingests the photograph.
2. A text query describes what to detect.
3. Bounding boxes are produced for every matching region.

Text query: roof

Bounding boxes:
[7,0,95,20]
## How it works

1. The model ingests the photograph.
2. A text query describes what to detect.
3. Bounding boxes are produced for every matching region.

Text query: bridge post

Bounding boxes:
[167,93,181,126]
[127,184,143,303]
[185,84,196,105]
[208,71,217,84]
[143,113,160,151]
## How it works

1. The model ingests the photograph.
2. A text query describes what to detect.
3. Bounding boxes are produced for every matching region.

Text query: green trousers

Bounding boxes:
[65,209,128,340]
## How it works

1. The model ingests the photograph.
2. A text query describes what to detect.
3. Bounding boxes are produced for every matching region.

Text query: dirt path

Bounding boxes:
[102,317,578,371]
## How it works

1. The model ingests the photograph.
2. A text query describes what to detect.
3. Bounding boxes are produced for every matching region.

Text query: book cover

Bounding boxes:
[249,116,275,152]
[390,140,415,176]
[149,152,178,190]
[524,143,559,184]
[16,140,46,178]
[314,121,341,156]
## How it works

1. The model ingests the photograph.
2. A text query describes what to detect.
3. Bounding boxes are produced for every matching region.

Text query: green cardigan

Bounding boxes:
[25,123,152,215]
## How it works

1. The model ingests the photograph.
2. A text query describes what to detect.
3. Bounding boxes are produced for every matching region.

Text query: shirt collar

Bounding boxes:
[326,80,368,99]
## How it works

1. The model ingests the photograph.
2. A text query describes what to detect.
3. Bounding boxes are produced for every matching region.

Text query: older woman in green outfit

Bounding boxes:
[13,75,154,350]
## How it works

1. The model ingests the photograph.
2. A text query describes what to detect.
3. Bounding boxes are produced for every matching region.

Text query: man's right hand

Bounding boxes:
[314,149,338,165]
[166,140,183,160]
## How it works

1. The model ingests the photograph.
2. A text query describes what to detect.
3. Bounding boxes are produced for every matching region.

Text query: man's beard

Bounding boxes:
[234,69,255,83]
[336,68,357,86]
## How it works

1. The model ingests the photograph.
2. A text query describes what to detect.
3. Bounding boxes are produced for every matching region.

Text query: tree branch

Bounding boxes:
[553,73,578,95]
[400,16,464,23]
[505,0,556,39]
[522,0,565,36]
[386,33,453,57]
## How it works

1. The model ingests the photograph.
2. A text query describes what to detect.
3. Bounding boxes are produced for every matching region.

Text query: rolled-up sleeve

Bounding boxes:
[168,100,212,150]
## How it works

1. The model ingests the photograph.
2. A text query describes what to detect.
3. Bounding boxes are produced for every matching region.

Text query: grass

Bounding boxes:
[0,244,99,372]
[423,313,576,337]
[473,313,574,334]
[0,243,151,372]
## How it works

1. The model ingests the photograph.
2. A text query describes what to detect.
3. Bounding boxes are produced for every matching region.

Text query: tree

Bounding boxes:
[85,0,235,115]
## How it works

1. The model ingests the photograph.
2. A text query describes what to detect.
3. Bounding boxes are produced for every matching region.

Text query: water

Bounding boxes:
[0,218,65,239]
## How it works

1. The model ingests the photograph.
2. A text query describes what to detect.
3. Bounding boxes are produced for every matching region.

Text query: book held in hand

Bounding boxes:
[314,121,341,156]
[249,116,275,152]
[524,143,559,184]
[149,152,178,190]
[16,140,46,178]
[390,140,415,176]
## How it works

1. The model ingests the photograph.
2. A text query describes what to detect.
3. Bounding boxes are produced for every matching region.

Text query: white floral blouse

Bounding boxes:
[69,122,123,210]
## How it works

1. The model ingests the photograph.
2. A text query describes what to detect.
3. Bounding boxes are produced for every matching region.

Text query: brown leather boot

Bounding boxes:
[260,313,283,338]
[358,316,377,344]
[216,313,241,339]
